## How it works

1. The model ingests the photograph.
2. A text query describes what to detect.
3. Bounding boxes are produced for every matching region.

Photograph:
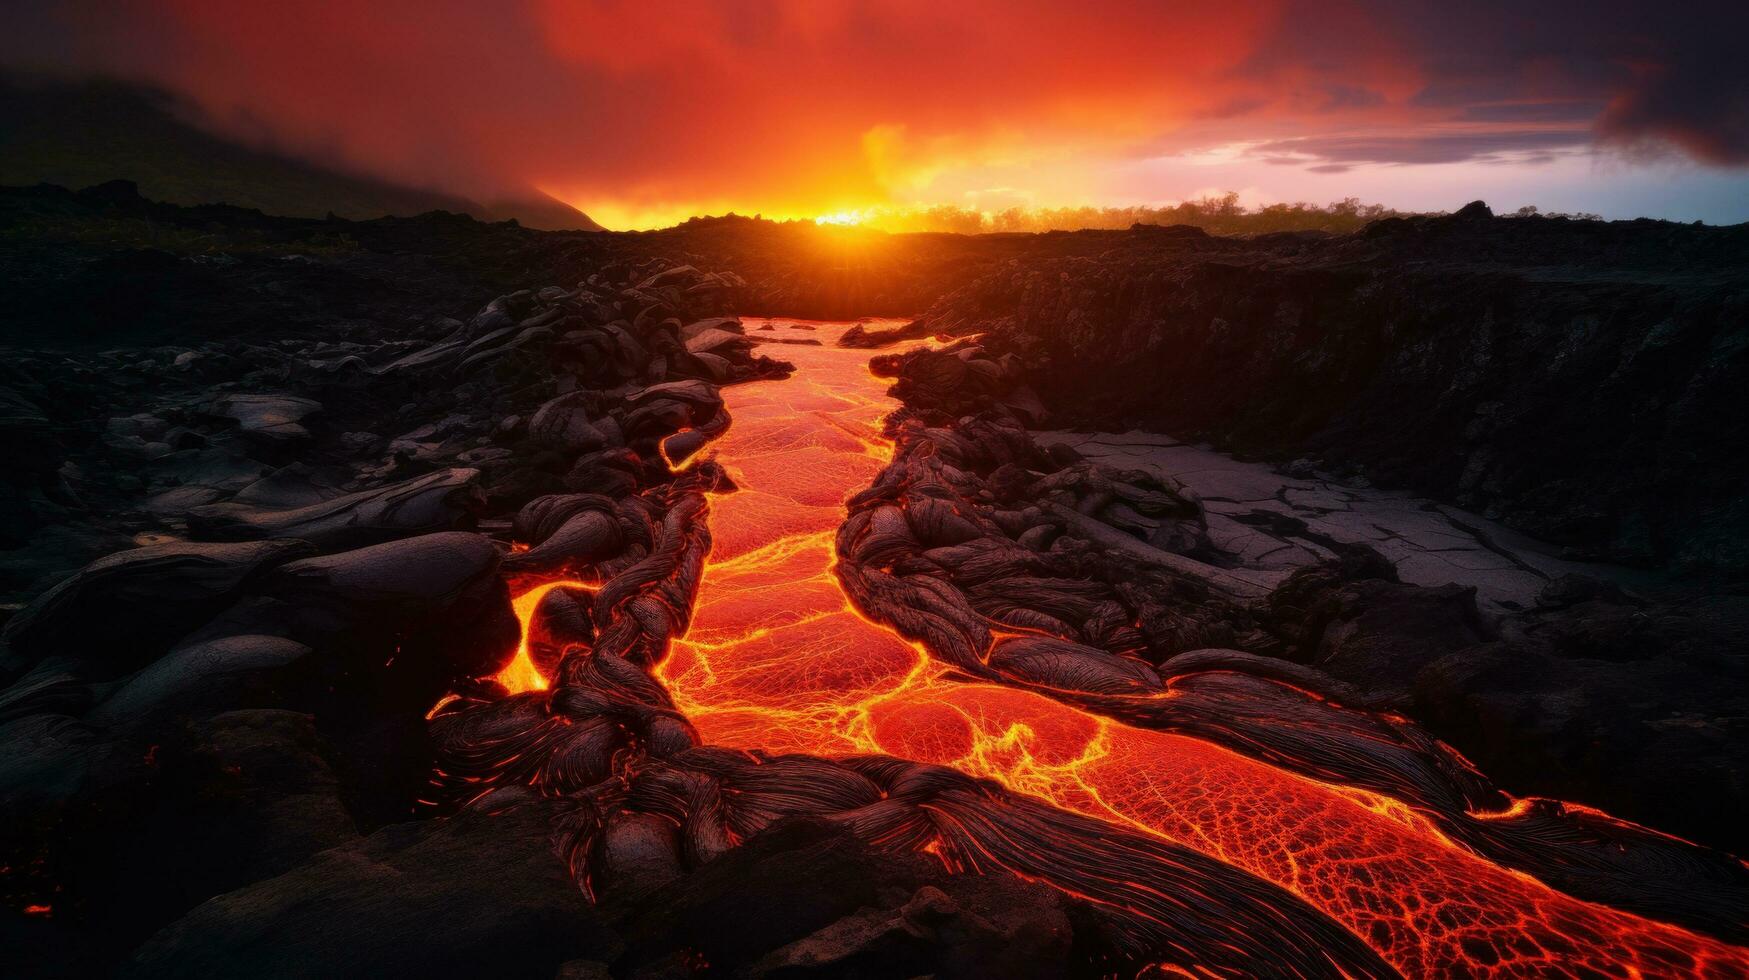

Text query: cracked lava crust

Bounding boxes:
[428,320,1749,978]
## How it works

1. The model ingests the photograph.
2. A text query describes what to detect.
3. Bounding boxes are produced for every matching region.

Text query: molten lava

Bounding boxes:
[503,319,1748,976]
[496,579,598,693]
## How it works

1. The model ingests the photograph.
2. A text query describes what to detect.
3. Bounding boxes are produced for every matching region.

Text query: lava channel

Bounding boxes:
[493,318,1749,977]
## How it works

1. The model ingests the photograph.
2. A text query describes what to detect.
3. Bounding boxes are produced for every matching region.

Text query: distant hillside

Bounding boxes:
[0,73,603,231]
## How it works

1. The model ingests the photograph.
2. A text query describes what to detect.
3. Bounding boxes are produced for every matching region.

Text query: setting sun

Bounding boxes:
[813,209,868,227]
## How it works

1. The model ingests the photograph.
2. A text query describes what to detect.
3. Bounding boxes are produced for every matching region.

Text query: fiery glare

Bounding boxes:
[812,209,867,227]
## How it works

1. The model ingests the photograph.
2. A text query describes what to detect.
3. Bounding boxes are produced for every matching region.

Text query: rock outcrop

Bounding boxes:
[0,259,793,974]
[909,208,1749,575]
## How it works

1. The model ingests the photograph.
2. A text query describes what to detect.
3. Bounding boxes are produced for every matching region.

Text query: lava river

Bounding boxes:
[502,319,1749,977]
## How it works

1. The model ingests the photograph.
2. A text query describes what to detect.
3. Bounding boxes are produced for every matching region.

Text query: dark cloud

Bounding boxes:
[1459,103,1606,124]
[1252,131,1589,167]
[1317,86,1386,112]
[1240,1,1749,166]
[1594,55,1749,164]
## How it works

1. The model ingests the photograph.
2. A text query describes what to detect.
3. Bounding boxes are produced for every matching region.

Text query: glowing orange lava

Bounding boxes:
[497,581,573,692]
[511,319,1749,976]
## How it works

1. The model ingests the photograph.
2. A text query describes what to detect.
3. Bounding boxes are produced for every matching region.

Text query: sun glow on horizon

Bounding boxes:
[813,208,869,226]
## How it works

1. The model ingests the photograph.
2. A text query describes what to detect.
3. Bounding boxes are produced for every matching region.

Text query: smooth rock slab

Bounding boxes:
[268,531,500,606]
[259,531,519,682]
[87,634,314,733]
[529,392,612,452]
[1041,430,1649,614]
[187,468,486,549]
[209,393,322,445]
[0,539,316,684]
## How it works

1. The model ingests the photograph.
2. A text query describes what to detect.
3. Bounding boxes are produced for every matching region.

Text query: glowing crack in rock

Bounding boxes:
[503,319,1749,977]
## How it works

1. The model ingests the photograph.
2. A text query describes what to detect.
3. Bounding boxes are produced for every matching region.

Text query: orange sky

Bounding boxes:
[7,0,1748,226]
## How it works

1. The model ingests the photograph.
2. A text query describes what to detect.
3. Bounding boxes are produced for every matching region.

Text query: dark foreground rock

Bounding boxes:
[0,255,790,973]
[125,803,607,980]
[122,810,1089,980]
[607,819,1080,980]
[0,539,314,686]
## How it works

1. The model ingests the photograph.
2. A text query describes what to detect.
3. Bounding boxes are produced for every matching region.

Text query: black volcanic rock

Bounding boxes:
[207,393,323,451]
[873,344,1045,424]
[4,181,1749,974]
[911,208,1749,574]
[1409,588,1749,850]
[608,818,1078,980]
[41,709,360,964]
[257,531,518,678]
[0,222,806,974]
[838,318,931,348]
[1281,577,1490,706]
[0,539,315,685]
[125,803,610,980]
[504,495,625,578]
[186,467,487,548]
[83,634,314,733]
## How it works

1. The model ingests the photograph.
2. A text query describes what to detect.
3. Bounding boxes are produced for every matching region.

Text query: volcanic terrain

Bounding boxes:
[3,184,1747,978]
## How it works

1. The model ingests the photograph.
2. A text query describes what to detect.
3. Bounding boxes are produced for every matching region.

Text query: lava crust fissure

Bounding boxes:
[425,340,1400,977]
[833,343,1749,945]
[430,320,1747,978]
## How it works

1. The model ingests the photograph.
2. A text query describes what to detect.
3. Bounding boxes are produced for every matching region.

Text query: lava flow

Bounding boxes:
[499,319,1748,977]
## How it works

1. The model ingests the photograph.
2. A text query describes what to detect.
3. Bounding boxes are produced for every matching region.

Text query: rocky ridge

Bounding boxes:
[906,205,1749,575]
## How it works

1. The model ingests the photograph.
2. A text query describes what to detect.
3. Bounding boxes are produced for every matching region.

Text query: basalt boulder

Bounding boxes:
[256,531,518,679]
[85,634,316,733]
[186,468,487,549]
[0,538,316,685]
[207,393,323,452]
